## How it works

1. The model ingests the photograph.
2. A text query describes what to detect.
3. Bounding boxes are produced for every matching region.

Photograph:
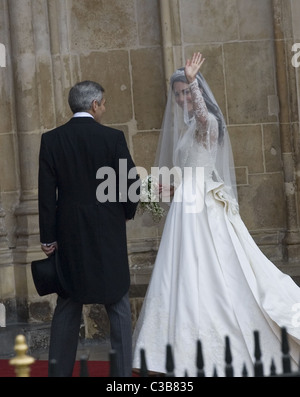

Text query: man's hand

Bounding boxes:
[41,242,58,256]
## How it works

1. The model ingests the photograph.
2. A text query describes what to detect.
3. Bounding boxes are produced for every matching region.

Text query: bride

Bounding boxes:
[132,52,300,377]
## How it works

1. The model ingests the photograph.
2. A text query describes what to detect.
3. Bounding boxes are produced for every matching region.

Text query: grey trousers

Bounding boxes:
[48,292,132,377]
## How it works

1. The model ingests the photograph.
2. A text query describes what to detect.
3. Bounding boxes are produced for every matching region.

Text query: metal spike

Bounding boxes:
[79,354,89,377]
[165,344,175,377]
[254,330,261,360]
[242,363,248,377]
[109,349,119,377]
[225,336,234,377]
[196,340,205,377]
[140,348,148,377]
[212,365,218,377]
[281,327,291,373]
[48,359,57,377]
[253,330,264,377]
[270,358,277,376]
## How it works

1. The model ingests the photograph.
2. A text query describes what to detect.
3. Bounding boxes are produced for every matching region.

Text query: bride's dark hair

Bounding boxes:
[171,68,225,145]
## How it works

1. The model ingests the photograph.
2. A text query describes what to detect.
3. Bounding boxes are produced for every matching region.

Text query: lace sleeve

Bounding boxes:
[189,80,218,149]
[189,79,209,130]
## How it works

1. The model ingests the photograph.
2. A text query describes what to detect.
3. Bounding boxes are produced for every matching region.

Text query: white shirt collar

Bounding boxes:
[72,112,94,118]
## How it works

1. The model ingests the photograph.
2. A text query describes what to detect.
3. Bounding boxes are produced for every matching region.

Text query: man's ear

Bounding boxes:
[91,99,98,112]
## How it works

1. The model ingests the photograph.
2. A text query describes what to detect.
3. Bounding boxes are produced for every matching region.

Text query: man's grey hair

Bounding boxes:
[68,80,105,113]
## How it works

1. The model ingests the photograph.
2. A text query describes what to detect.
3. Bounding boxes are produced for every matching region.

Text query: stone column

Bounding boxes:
[0,205,12,270]
[8,0,41,264]
[0,205,11,326]
[272,0,300,261]
[160,0,175,90]
[7,0,78,324]
[0,0,17,324]
[7,1,59,321]
[47,0,78,125]
[8,0,57,264]
[159,0,183,89]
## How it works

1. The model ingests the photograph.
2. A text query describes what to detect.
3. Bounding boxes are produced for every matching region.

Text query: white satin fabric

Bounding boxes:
[132,135,300,377]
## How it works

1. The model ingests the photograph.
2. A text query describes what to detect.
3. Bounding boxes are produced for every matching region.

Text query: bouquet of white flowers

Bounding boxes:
[138,174,166,223]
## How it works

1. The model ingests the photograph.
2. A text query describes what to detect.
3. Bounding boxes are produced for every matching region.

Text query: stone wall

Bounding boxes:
[0,0,300,340]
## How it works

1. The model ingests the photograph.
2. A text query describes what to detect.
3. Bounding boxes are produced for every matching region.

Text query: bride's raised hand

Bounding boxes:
[185,52,205,84]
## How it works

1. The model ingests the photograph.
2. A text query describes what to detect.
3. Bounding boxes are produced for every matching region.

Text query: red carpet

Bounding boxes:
[0,359,112,377]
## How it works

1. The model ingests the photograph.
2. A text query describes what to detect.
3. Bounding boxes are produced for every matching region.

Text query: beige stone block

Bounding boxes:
[238,173,286,230]
[229,125,264,174]
[14,263,29,298]
[224,41,277,124]
[132,131,160,173]
[280,123,294,154]
[286,243,300,262]
[127,232,161,253]
[287,38,299,123]
[0,71,13,133]
[131,48,166,130]
[0,208,9,253]
[291,0,300,38]
[51,54,74,127]
[18,133,41,191]
[252,229,285,247]
[80,51,132,125]
[251,230,285,261]
[62,54,78,103]
[292,122,300,164]
[282,153,296,183]
[136,0,161,46]
[13,53,40,132]
[274,0,293,40]
[1,191,20,248]
[0,265,15,298]
[181,0,238,43]
[70,0,137,50]
[170,0,182,46]
[235,167,248,186]
[237,0,273,40]
[36,55,56,130]
[129,251,157,269]
[263,124,282,173]
[14,209,39,240]
[252,237,284,262]
[0,133,19,191]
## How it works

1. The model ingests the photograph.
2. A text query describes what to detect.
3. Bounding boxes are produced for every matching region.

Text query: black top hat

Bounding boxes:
[31,251,68,298]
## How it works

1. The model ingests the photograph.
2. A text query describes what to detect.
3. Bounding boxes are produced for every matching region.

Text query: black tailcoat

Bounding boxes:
[38,117,139,303]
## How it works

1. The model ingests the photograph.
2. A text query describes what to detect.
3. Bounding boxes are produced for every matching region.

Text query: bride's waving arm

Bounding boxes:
[185,52,209,130]
[189,80,209,130]
[185,52,218,148]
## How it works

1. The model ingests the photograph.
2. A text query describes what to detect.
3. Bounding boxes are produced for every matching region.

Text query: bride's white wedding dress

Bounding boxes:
[132,81,300,377]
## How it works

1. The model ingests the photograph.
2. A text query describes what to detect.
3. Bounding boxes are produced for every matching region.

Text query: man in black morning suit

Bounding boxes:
[38,81,140,377]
